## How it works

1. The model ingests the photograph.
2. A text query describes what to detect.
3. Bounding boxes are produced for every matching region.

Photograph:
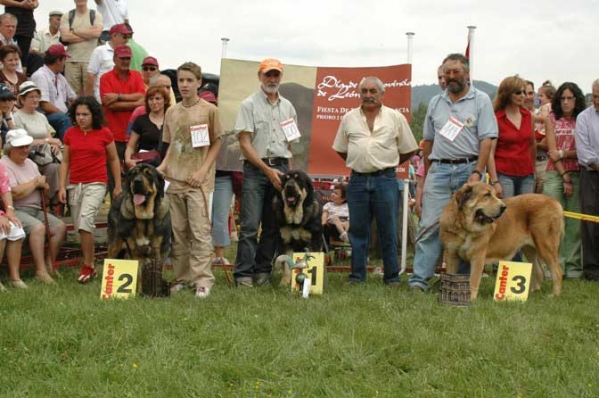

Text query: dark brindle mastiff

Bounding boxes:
[272,170,323,285]
[440,182,564,300]
[107,164,171,297]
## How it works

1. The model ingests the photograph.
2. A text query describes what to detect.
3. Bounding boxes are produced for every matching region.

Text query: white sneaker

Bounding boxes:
[195,286,211,298]
[170,281,186,293]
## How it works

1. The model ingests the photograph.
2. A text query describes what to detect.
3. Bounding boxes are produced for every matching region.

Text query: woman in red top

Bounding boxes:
[488,76,542,198]
[58,97,122,284]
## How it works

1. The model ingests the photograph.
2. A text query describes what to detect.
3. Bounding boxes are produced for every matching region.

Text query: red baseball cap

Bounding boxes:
[198,90,217,104]
[113,45,132,58]
[142,56,159,67]
[109,23,133,35]
[46,44,71,58]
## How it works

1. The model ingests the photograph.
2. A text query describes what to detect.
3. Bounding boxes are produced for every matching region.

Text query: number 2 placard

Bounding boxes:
[493,261,532,301]
[100,259,139,299]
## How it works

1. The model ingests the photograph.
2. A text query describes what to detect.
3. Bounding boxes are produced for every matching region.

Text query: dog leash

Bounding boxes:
[163,173,210,218]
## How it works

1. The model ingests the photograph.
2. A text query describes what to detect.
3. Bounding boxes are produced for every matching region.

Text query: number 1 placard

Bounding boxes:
[493,261,532,301]
[290,252,324,295]
[100,259,139,299]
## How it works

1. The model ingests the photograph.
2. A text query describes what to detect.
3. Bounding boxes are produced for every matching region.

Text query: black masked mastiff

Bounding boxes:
[107,164,171,297]
[272,170,323,285]
[440,182,564,300]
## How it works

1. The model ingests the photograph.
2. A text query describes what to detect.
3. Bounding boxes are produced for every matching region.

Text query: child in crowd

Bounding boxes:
[321,183,349,242]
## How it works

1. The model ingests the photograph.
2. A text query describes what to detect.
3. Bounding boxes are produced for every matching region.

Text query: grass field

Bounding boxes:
[1,246,599,398]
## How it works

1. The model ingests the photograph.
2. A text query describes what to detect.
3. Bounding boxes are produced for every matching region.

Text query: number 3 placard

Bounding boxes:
[493,261,532,301]
[100,259,139,299]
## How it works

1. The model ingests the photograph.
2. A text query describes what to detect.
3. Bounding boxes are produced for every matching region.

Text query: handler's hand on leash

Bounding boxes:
[267,168,284,191]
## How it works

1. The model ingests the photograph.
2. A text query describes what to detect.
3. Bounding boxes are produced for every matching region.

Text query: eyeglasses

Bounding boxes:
[26,95,41,100]
[560,96,575,102]
[142,66,157,72]
[513,90,525,95]
[15,144,31,149]
[119,34,132,40]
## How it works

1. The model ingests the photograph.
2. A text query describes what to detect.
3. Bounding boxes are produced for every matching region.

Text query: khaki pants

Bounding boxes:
[65,62,89,96]
[535,158,549,193]
[168,188,214,289]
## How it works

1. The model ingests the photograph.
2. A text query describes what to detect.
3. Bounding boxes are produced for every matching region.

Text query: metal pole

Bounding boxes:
[467,26,476,85]
[405,32,415,64]
[221,38,230,59]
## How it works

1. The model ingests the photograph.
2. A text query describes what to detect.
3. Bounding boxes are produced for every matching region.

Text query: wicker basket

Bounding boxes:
[439,273,471,306]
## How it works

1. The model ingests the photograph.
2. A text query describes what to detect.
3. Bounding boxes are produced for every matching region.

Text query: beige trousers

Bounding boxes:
[168,189,214,289]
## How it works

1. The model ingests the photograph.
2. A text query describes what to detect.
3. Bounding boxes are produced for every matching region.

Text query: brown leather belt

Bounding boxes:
[261,157,288,166]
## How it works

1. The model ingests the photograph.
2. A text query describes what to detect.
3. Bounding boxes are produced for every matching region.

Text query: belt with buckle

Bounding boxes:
[432,156,478,165]
[536,155,548,161]
[261,157,288,166]
[352,167,395,177]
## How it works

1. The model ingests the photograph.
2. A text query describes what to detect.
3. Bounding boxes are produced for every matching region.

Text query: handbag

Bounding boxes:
[131,149,161,167]
[30,143,62,166]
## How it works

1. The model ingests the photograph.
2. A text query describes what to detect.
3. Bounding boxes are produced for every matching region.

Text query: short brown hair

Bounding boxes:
[144,86,170,113]
[177,62,202,80]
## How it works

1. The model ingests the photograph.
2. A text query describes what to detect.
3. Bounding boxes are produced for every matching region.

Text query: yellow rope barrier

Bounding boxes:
[563,211,599,223]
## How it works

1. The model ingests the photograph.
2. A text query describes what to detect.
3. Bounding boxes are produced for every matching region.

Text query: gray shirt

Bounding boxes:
[424,86,498,160]
[575,105,599,170]
[234,89,297,160]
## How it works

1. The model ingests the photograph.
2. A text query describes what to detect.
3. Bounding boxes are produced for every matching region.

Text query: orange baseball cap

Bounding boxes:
[258,58,283,73]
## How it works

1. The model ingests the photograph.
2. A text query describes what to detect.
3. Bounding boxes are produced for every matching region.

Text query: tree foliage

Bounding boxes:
[409,102,427,143]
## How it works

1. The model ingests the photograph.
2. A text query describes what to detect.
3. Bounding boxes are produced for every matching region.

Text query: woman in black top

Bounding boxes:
[124,85,170,169]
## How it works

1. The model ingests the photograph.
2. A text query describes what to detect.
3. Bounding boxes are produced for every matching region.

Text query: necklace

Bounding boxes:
[182,98,200,108]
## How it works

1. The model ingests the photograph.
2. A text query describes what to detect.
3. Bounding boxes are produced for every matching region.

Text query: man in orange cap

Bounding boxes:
[233,57,298,288]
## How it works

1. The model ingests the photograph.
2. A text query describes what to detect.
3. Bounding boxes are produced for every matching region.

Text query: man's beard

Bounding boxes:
[447,79,466,94]
[262,83,279,94]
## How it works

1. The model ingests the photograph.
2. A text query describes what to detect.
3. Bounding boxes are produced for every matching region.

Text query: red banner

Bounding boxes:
[219,60,412,178]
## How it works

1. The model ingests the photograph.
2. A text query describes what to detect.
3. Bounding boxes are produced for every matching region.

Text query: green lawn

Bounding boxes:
[1,250,598,397]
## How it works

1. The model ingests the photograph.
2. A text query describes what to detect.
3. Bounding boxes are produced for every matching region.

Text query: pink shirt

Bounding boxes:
[0,157,42,209]
[547,113,580,172]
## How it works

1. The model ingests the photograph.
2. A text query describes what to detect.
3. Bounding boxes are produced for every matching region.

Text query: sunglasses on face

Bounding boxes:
[513,90,526,95]
[142,66,157,72]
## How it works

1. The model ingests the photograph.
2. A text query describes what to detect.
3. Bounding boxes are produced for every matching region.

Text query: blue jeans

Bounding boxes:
[497,173,534,198]
[46,113,72,141]
[347,169,399,283]
[409,162,475,289]
[211,175,234,247]
[234,162,287,282]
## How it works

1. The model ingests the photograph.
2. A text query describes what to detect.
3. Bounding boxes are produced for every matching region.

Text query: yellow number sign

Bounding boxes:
[100,259,139,299]
[493,261,532,301]
[290,252,325,295]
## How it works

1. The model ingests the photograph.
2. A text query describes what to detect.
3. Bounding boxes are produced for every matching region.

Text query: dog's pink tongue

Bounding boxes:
[133,194,146,205]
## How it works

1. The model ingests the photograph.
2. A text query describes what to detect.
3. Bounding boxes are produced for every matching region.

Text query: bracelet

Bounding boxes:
[471,170,482,178]
[558,150,564,159]
[490,180,500,186]
[563,180,572,184]
[4,117,12,121]
[6,205,14,211]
